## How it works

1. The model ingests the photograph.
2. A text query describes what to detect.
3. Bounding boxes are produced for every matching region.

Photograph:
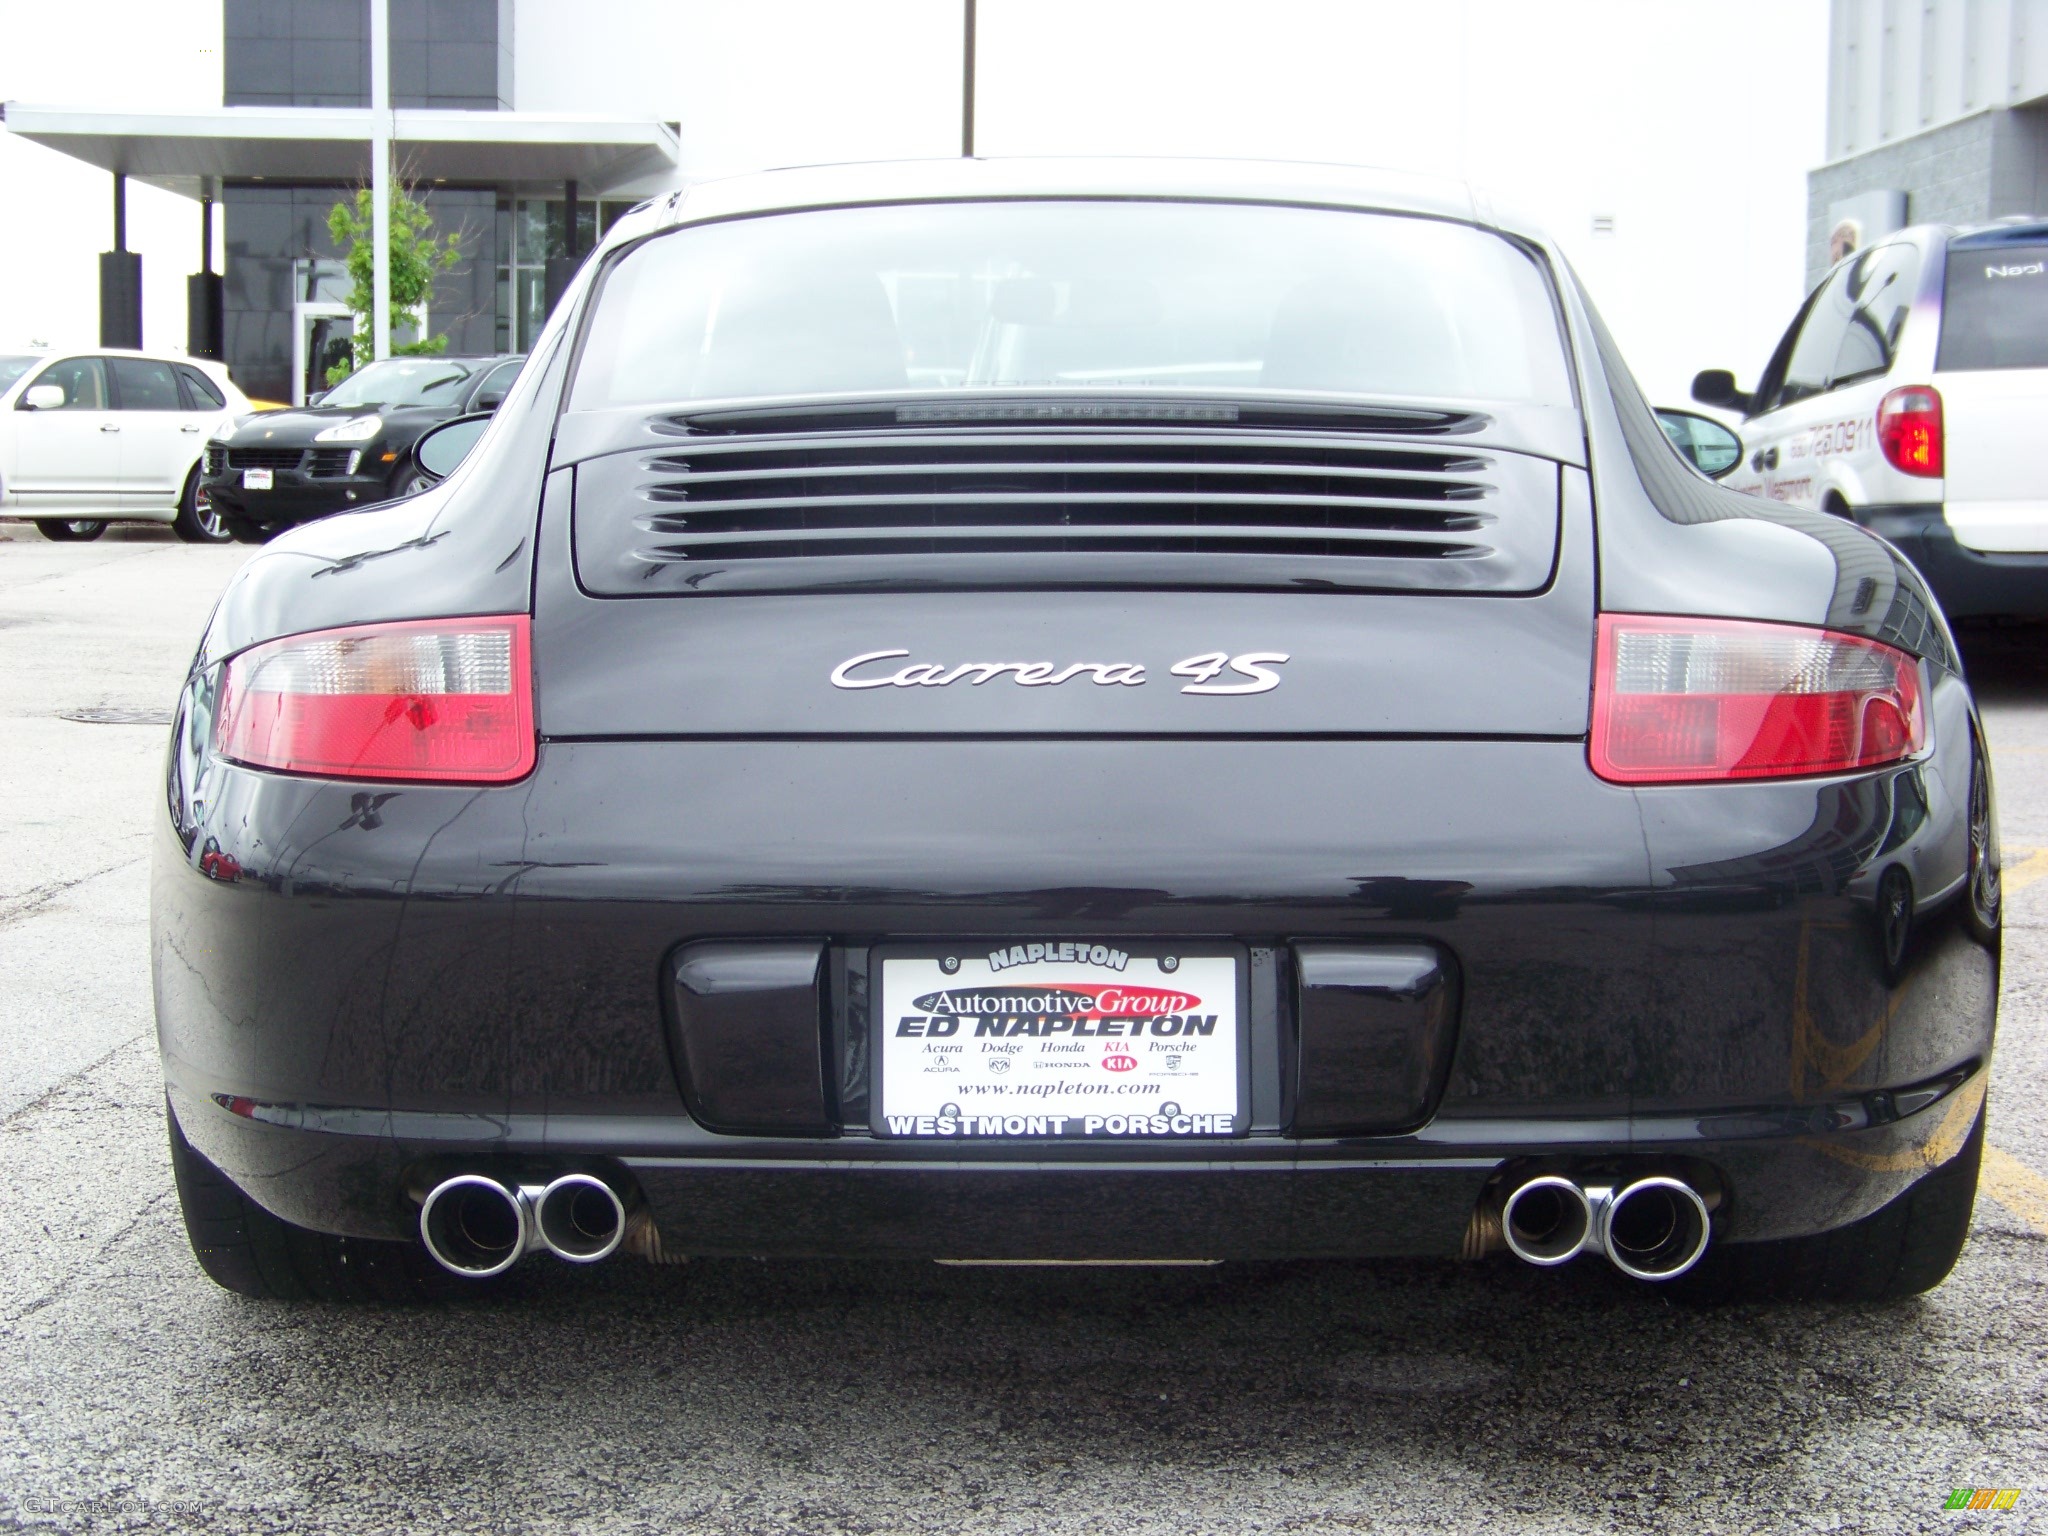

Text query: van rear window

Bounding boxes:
[1939,245,2048,371]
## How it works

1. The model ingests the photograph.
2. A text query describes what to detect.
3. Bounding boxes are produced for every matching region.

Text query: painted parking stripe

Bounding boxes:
[2001,846,2048,897]
[1983,1145,2048,1236]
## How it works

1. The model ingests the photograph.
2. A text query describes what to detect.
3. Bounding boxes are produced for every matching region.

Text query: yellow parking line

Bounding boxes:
[2002,847,2048,897]
[1983,1146,2048,1236]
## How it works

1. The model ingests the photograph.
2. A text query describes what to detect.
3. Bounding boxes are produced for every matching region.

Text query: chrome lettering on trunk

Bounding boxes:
[830,650,1288,694]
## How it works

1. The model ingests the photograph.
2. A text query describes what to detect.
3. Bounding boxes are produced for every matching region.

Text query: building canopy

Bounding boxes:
[0,104,679,198]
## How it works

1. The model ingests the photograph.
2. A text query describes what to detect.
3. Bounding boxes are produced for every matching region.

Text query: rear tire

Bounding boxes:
[34,518,106,542]
[167,1103,483,1302]
[1676,1105,1983,1303]
[171,467,232,544]
[1966,731,2001,944]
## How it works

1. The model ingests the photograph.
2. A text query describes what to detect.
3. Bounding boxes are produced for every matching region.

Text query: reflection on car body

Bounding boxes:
[153,159,1996,1307]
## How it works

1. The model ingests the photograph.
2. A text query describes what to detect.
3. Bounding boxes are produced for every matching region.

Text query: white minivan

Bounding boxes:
[0,349,252,543]
[1693,219,2048,619]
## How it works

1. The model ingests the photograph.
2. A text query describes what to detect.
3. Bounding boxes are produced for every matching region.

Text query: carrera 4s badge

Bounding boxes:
[829,649,1290,695]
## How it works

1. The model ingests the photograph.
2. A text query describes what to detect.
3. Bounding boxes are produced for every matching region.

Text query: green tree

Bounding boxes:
[325,180,465,383]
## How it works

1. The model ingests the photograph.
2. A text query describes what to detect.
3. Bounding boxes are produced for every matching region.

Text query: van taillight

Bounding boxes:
[216,616,534,783]
[1877,385,1943,477]
[1590,615,1924,784]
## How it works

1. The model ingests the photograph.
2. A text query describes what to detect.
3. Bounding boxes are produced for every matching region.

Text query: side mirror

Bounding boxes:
[21,383,65,411]
[411,412,492,485]
[1690,369,1750,413]
[307,390,328,407]
[474,392,506,413]
[1656,408,1744,480]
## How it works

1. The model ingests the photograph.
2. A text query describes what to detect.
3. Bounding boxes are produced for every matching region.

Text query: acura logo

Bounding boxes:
[829,649,1289,696]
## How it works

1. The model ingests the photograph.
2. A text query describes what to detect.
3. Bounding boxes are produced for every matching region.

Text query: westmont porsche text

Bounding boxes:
[153,160,1995,1303]
[882,1114,1240,1137]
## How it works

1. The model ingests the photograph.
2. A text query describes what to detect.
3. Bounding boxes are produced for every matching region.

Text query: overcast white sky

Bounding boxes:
[0,0,1828,404]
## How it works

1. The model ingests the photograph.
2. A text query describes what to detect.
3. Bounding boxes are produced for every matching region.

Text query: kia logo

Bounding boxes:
[1103,1055,1137,1072]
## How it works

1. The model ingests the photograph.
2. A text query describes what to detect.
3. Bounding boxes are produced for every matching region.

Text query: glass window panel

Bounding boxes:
[176,365,227,409]
[1939,243,2048,371]
[111,357,185,411]
[34,356,108,410]
[570,201,1574,411]
[1831,243,1920,388]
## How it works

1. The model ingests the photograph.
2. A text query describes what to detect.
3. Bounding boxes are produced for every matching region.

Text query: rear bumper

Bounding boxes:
[154,699,1998,1259]
[1860,503,2048,618]
[166,1068,1987,1258]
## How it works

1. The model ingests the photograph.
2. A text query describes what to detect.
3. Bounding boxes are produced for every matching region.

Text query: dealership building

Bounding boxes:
[1811,0,2048,285]
[1,0,679,403]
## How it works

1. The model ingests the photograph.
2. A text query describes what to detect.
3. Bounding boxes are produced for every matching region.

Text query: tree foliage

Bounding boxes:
[325,180,465,382]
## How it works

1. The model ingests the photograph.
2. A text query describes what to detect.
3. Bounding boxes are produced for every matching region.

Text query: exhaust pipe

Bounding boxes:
[419,1174,530,1278]
[1602,1176,1711,1281]
[1496,1172,1713,1281]
[1500,1175,1594,1266]
[534,1173,626,1263]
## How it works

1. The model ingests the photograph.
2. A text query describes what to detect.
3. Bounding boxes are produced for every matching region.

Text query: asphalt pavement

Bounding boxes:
[1,522,2045,1536]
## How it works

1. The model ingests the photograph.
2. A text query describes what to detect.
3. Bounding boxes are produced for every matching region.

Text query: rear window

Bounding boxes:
[1938,244,2048,371]
[570,200,1574,411]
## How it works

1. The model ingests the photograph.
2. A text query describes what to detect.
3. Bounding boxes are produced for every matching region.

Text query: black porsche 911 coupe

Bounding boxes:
[199,353,523,540]
[154,159,1999,1304]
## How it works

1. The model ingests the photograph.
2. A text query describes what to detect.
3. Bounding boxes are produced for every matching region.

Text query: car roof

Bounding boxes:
[14,347,225,364]
[605,157,1548,249]
[1948,218,2048,250]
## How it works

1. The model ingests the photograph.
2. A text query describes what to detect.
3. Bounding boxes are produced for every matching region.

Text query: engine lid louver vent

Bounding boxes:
[572,427,1560,596]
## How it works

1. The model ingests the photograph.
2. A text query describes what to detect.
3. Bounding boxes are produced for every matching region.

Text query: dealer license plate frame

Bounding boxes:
[870,940,1251,1140]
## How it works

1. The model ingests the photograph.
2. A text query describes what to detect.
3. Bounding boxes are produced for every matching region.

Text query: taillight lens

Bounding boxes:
[1591,615,1924,784]
[1877,385,1943,477]
[216,616,534,783]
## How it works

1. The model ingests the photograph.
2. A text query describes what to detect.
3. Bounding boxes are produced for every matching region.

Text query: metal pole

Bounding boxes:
[564,179,580,256]
[201,193,213,273]
[370,0,392,361]
[113,172,127,251]
[962,0,976,158]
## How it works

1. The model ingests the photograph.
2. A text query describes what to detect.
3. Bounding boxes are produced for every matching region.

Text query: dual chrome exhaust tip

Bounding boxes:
[1500,1172,1711,1281]
[419,1172,628,1278]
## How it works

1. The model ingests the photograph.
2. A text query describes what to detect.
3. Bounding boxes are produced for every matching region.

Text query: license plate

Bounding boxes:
[874,946,1246,1139]
[242,468,273,490]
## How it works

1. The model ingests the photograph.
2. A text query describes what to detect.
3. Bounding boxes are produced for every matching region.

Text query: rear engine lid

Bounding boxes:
[532,448,1597,739]
[566,406,1569,599]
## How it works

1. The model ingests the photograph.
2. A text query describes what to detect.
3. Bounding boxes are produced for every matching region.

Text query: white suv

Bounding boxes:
[1693,219,2048,619]
[0,349,252,543]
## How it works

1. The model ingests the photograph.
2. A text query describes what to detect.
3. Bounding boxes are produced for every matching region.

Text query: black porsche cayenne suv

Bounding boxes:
[155,160,1998,1304]
[200,353,523,540]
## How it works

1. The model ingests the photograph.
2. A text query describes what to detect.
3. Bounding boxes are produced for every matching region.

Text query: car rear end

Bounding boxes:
[154,167,1996,1293]
[1863,222,2048,616]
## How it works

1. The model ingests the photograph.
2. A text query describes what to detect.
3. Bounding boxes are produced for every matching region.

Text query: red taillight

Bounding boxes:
[216,616,534,784]
[1590,615,1924,784]
[1877,385,1943,477]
